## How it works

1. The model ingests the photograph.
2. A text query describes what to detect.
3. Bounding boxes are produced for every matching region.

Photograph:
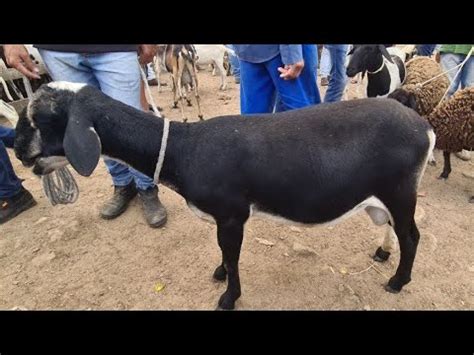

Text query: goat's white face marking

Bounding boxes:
[27,129,42,158]
[26,100,37,128]
[47,81,86,93]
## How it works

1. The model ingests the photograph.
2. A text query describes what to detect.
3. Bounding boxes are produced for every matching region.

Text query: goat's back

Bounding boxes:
[182,99,432,223]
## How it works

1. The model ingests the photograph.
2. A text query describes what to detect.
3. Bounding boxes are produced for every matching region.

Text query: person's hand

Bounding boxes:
[138,45,158,65]
[3,45,41,79]
[277,60,305,80]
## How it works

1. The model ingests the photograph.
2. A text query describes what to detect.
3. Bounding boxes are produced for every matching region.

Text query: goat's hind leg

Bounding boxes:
[213,251,227,282]
[374,222,397,262]
[365,205,395,262]
[384,193,420,293]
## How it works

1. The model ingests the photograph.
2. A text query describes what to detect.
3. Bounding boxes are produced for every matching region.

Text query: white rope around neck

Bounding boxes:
[138,61,169,185]
[153,117,170,185]
[367,57,386,74]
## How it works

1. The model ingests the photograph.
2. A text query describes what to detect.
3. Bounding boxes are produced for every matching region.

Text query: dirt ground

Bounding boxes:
[1,69,473,310]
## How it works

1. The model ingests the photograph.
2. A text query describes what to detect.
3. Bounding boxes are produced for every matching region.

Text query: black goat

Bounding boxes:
[14,82,435,310]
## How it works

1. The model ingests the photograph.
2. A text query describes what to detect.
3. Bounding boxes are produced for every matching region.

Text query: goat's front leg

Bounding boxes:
[189,63,203,120]
[152,57,162,93]
[215,60,227,90]
[215,218,245,310]
[438,151,451,180]
[177,58,188,122]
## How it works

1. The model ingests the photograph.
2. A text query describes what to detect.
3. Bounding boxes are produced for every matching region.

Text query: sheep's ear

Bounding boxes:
[63,110,101,177]
[406,92,418,111]
[379,45,394,63]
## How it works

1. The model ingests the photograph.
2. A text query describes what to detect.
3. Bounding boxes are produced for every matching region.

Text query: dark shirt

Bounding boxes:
[34,45,138,53]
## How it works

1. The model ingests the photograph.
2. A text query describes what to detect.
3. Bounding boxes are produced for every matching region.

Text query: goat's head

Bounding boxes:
[346,45,394,77]
[14,81,101,177]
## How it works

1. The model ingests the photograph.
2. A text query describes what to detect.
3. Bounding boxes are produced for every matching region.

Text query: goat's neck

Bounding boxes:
[92,109,188,190]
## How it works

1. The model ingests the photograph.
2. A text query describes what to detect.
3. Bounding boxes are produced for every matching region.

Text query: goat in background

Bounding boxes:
[153,45,203,122]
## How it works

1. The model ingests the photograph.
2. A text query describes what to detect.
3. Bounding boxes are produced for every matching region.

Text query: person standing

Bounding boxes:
[439,44,473,161]
[0,124,37,224]
[233,44,320,114]
[323,44,349,103]
[4,44,168,228]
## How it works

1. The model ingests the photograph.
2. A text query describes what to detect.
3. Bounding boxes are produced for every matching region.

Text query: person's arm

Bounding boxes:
[138,45,158,65]
[277,45,304,80]
[3,45,41,79]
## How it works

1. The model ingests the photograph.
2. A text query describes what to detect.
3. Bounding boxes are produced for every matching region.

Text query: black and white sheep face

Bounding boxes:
[346,45,394,77]
[14,82,91,176]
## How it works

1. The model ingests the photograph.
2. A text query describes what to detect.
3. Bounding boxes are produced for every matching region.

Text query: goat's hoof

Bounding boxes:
[198,115,204,121]
[384,284,401,294]
[217,292,237,310]
[428,160,437,167]
[187,102,193,107]
[437,174,448,180]
[182,118,188,123]
[213,265,227,282]
[385,276,408,294]
[373,247,390,262]
[172,103,178,109]
[469,196,474,204]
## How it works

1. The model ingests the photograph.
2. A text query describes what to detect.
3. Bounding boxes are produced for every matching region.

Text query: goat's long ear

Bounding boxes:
[347,46,356,55]
[379,45,394,63]
[63,106,101,177]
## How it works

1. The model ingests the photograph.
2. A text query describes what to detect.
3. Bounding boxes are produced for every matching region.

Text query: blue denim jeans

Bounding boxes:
[440,52,474,97]
[324,45,349,103]
[39,50,155,190]
[226,45,240,78]
[319,46,331,77]
[416,44,437,57]
[0,125,22,199]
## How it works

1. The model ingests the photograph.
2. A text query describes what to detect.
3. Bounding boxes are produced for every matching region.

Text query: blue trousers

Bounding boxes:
[39,50,155,190]
[0,125,22,199]
[240,45,320,114]
[226,45,240,78]
[416,45,437,57]
[324,45,349,103]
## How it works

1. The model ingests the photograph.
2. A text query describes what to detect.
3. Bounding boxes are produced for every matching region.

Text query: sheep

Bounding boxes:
[153,45,203,122]
[393,87,474,193]
[388,56,450,117]
[346,45,406,98]
[15,81,435,310]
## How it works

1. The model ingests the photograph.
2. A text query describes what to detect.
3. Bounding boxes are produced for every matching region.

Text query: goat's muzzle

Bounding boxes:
[32,156,70,176]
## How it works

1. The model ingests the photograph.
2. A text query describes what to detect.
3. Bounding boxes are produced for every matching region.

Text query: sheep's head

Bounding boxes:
[14,81,101,177]
[388,87,418,112]
[346,45,394,77]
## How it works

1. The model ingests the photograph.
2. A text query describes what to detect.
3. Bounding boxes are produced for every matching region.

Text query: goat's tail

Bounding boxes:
[417,128,436,190]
